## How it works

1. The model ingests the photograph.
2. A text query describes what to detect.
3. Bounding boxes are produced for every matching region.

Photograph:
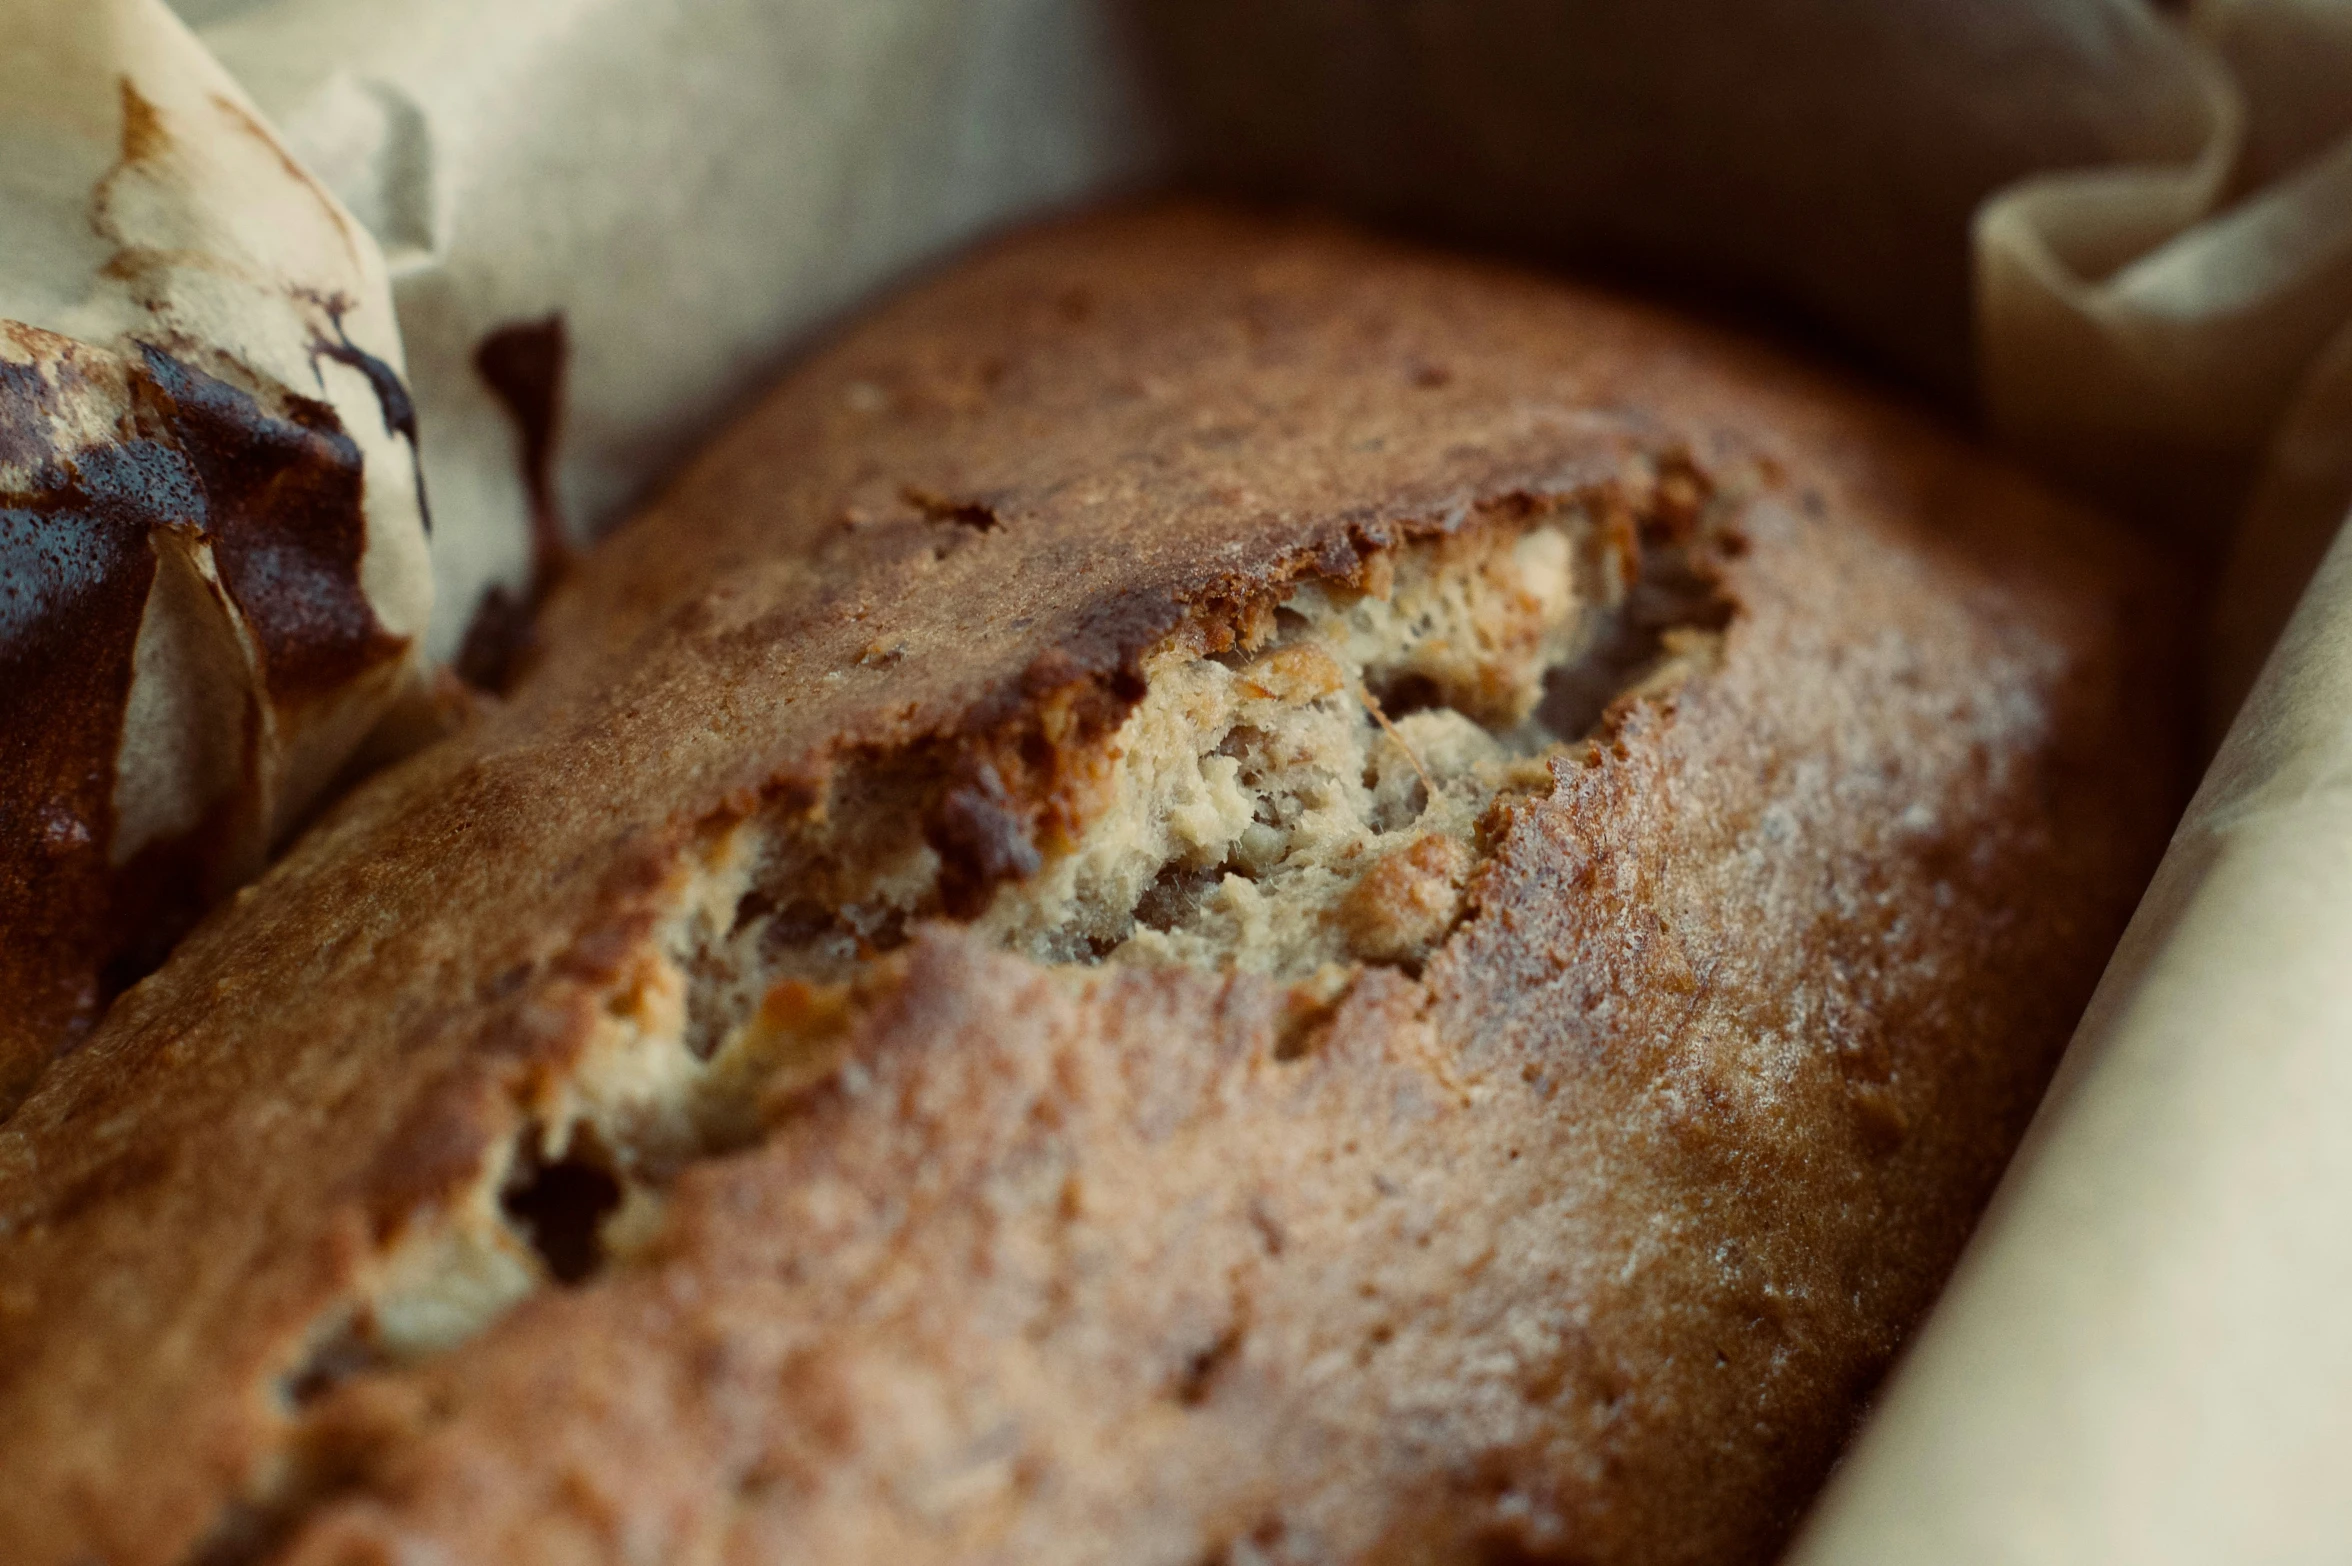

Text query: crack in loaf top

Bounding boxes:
[0,202,2171,1566]
[502,202,1769,791]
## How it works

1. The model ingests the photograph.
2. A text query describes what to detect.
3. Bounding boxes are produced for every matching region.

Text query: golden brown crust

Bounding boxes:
[0,204,2183,1565]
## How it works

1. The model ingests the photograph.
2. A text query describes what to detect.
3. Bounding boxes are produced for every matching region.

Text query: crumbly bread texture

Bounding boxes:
[0,205,2183,1566]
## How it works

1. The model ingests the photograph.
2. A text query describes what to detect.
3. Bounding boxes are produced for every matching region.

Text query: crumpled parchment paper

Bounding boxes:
[1979,0,2352,725]
[0,0,427,1105]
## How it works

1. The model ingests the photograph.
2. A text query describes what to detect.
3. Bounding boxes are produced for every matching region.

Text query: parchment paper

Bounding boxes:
[1979,0,2352,723]
[0,0,426,1102]
[0,0,431,843]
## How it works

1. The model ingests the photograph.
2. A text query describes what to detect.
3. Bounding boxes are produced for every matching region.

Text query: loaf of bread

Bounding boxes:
[0,205,2183,1565]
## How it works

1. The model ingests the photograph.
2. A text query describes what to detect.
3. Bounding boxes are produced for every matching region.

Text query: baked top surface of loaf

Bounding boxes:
[0,204,2181,1565]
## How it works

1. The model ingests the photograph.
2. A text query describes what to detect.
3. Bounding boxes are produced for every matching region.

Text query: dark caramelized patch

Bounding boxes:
[453,581,539,694]
[459,316,574,696]
[136,346,404,708]
[307,295,428,534]
[1,338,412,1115]
[903,485,1003,533]
[502,1148,624,1286]
[0,432,180,1103]
[929,762,1046,914]
[473,315,570,577]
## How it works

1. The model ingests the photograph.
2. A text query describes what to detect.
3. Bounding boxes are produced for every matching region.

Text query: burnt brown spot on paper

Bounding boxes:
[90,79,174,285]
[0,342,408,1115]
[115,77,169,165]
[138,346,404,705]
[1,370,188,1110]
[459,314,573,692]
[305,291,430,535]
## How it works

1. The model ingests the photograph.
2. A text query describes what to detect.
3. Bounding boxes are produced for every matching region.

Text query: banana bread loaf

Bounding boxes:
[0,204,2184,1565]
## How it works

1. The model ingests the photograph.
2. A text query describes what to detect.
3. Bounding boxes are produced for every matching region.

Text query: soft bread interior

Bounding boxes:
[702,514,1626,1003]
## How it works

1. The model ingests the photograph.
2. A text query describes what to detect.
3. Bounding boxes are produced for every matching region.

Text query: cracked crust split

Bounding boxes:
[275,498,1728,1395]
